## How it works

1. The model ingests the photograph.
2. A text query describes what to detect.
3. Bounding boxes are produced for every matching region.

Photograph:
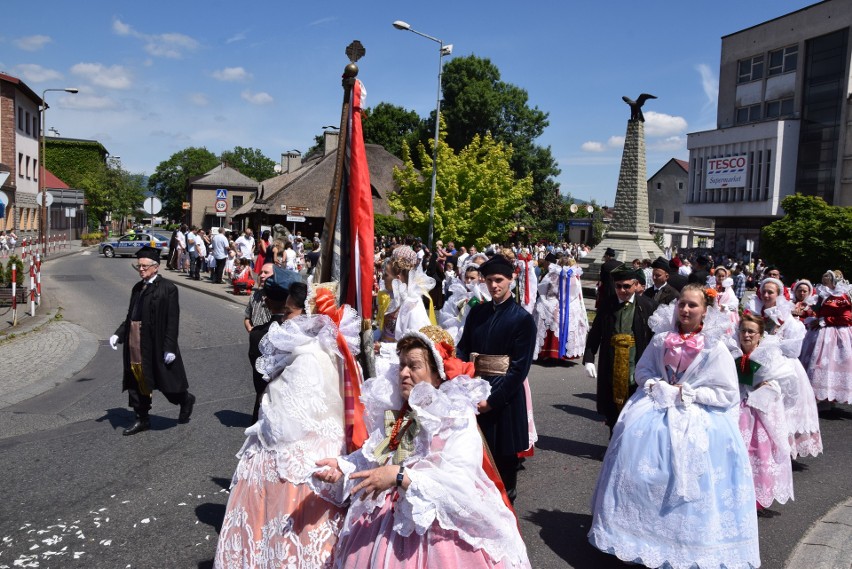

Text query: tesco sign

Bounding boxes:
[706,154,748,189]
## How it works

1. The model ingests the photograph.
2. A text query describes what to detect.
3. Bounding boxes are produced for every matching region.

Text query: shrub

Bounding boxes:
[5,256,25,287]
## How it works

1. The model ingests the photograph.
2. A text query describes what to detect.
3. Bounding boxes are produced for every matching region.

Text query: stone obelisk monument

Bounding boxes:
[586,94,663,278]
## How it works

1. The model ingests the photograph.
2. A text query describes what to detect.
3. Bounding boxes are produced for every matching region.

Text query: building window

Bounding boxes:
[655,182,662,190]
[768,45,798,76]
[736,104,761,124]
[25,156,31,179]
[18,153,24,177]
[654,209,664,224]
[34,159,38,182]
[232,195,244,208]
[18,107,24,130]
[673,211,681,224]
[765,98,794,118]
[32,115,38,137]
[737,54,764,83]
[25,112,31,135]
[678,181,684,190]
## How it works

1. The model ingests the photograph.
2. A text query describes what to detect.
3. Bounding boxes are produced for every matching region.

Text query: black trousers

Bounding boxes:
[251,373,268,424]
[493,454,520,504]
[214,258,226,283]
[128,386,190,418]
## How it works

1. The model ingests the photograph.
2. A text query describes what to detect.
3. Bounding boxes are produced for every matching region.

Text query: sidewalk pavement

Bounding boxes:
[1,246,850,568]
[0,240,99,410]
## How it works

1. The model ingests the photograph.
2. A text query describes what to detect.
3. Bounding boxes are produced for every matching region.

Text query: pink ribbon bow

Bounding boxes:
[663,332,704,374]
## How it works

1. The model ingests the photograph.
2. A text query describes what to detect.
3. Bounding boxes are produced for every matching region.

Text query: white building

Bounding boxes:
[685,0,852,258]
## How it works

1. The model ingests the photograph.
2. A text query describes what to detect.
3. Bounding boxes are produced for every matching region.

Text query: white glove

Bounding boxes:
[647,380,680,409]
[164,352,176,364]
[584,363,597,378]
[109,335,119,350]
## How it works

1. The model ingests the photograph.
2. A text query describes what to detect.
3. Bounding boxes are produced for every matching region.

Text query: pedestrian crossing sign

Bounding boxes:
[216,189,228,199]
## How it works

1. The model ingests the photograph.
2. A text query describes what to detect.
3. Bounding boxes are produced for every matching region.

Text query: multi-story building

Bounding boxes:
[685,0,851,258]
[647,158,714,253]
[0,72,43,236]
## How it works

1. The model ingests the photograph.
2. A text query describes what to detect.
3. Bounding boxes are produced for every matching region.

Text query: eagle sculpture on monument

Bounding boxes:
[622,93,657,122]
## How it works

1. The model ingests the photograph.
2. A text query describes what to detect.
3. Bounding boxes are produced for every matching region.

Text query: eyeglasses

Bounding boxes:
[133,263,158,271]
[614,283,635,290]
[739,329,760,336]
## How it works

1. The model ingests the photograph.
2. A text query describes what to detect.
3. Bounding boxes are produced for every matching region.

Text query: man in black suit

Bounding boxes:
[667,258,688,292]
[584,265,657,434]
[597,247,622,311]
[644,256,680,306]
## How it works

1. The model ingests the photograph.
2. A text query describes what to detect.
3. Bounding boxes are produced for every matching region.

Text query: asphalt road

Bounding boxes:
[0,250,849,568]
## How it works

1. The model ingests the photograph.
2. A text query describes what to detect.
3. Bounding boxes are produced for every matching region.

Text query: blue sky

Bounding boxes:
[1,0,815,206]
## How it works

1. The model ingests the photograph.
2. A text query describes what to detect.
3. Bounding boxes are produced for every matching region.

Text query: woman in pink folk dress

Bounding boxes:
[733,313,795,509]
[314,328,531,569]
[800,270,852,404]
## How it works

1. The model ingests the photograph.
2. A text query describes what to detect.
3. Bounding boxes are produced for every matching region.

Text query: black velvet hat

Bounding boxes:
[611,264,641,282]
[651,256,670,271]
[479,254,514,278]
[136,246,161,262]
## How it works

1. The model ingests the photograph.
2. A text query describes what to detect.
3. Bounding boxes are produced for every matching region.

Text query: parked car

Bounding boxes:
[99,232,171,259]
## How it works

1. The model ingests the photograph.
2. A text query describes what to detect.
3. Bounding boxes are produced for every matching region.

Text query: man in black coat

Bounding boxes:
[457,254,537,503]
[583,265,656,434]
[597,247,622,311]
[667,258,688,292]
[110,246,195,435]
[645,256,680,306]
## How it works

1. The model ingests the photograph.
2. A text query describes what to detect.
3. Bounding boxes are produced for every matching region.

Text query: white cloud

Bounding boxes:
[14,35,52,51]
[241,90,273,105]
[648,136,687,153]
[188,92,209,106]
[581,141,605,152]
[608,136,624,148]
[71,63,132,90]
[112,18,198,59]
[309,17,336,27]
[643,111,688,137]
[696,63,719,110]
[212,67,252,82]
[226,31,247,44]
[12,64,62,83]
[57,94,119,110]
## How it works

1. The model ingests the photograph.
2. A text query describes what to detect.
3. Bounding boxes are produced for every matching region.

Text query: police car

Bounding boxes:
[99,232,171,258]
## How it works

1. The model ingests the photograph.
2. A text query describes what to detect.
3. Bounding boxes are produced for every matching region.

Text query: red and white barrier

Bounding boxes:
[29,257,36,317]
[35,254,42,305]
[11,264,17,326]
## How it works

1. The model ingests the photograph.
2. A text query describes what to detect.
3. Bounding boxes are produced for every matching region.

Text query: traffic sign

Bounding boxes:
[216,212,227,217]
[215,200,227,212]
[182,202,191,210]
[286,215,306,223]
[557,222,566,233]
[36,191,54,207]
[216,189,228,199]
[143,196,162,215]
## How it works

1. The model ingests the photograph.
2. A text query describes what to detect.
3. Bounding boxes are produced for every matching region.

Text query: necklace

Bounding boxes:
[678,323,703,340]
[388,403,413,452]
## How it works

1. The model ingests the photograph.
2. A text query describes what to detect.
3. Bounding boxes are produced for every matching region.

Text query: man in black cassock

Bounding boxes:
[457,254,537,502]
[110,246,195,435]
[583,265,656,435]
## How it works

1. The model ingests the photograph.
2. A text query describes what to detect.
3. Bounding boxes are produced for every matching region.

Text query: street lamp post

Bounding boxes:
[393,20,452,252]
[40,87,77,257]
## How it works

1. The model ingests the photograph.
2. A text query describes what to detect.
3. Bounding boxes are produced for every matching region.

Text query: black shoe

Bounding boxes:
[178,393,196,424]
[123,418,150,436]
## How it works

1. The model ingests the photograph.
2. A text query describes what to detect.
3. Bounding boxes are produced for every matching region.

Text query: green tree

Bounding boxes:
[761,194,852,281]
[391,121,532,249]
[374,214,405,240]
[220,146,275,182]
[362,103,423,160]
[148,147,219,221]
[434,55,562,228]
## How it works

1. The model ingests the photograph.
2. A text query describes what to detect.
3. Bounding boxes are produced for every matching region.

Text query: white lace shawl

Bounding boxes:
[438,281,490,344]
[382,265,435,342]
[815,281,851,301]
[637,303,740,502]
[243,317,347,484]
[329,355,530,567]
[730,336,796,461]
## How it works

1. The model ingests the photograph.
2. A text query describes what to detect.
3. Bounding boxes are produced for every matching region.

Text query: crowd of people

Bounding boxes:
[115,226,850,568]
